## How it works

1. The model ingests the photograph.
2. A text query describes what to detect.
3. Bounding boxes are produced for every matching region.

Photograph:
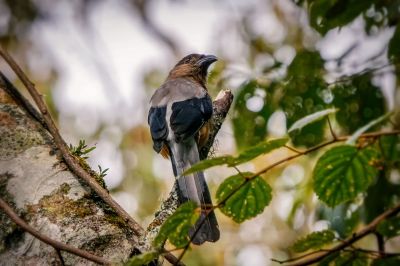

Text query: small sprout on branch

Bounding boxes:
[98,165,109,179]
[69,139,96,159]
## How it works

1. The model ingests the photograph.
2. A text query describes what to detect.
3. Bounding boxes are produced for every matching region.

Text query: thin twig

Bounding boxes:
[286,202,400,266]
[326,117,337,140]
[284,145,302,154]
[271,249,330,264]
[0,47,184,265]
[0,72,47,129]
[375,232,385,253]
[54,248,66,266]
[0,198,111,265]
[327,62,396,86]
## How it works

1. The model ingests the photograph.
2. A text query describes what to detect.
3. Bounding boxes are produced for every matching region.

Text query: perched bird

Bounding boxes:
[148,54,220,245]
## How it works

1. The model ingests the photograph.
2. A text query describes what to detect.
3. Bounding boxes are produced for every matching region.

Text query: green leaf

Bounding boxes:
[183,138,288,175]
[292,230,335,253]
[124,251,158,266]
[182,156,234,175]
[313,145,379,207]
[288,108,338,133]
[346,112,393,145]
[154,201,199,248]
[377,216,400,238]
[216,172,272,223]
[231,138,288,165]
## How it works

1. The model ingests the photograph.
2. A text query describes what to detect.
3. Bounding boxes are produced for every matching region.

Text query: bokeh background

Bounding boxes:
[1,0,399,265]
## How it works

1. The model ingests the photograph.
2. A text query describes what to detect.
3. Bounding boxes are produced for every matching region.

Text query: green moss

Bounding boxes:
[74,155,108,190]
[80,234,114,252]
[29,183,96,223]
[104,211,129,229]
[0,105,51,160]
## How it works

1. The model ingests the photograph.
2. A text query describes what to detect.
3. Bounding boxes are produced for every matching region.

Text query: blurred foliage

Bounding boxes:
[377,215,400,238]
[2,0,400,265]
[232,79,275,150]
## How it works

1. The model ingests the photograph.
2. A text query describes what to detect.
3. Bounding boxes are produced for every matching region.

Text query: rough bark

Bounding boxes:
[0,75,137,265]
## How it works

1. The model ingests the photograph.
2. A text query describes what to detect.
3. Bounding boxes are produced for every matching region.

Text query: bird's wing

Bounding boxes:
[170,96,212,143]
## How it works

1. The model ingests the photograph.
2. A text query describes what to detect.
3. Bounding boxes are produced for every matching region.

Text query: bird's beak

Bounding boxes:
[196,55,218,68]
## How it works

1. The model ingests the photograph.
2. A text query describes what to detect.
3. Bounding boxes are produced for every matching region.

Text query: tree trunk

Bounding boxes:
[0,74,137,265]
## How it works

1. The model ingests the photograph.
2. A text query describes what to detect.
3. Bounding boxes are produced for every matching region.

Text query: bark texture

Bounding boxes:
[0,75,138,265]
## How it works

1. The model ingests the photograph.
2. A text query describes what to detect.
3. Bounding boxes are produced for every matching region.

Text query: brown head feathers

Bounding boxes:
[167,54,217,87]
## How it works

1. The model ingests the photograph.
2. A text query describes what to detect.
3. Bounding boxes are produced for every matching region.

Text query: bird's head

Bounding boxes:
[168,53,218,87]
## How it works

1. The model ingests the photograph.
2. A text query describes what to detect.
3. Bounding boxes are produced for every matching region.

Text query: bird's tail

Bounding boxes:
[168,139,220,245]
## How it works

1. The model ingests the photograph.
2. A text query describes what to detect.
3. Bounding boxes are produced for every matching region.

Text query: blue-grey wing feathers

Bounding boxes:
[148,106,168,153]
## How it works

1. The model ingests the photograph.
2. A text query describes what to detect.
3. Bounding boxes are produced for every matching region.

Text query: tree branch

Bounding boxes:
[0,47,182,265]
[0,198,111,265]
[285,202,400,266]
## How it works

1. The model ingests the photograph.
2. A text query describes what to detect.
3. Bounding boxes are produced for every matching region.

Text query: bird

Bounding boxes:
[148,54,220,245]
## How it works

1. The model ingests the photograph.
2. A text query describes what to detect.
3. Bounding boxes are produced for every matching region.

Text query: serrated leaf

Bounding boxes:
[154,201,199,248]
[124,251,158,266]
[216,172,272,223]
[182,156,234,175]
[292,230,335,253]
[313,145,379,207]
[377,216,400,238]
[346,112,393,145]
[232,138,288,165]
[184,138,287,175]
[288,108,338,133]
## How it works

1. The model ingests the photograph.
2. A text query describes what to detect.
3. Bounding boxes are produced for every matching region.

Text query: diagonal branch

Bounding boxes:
[0,198,111,265]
